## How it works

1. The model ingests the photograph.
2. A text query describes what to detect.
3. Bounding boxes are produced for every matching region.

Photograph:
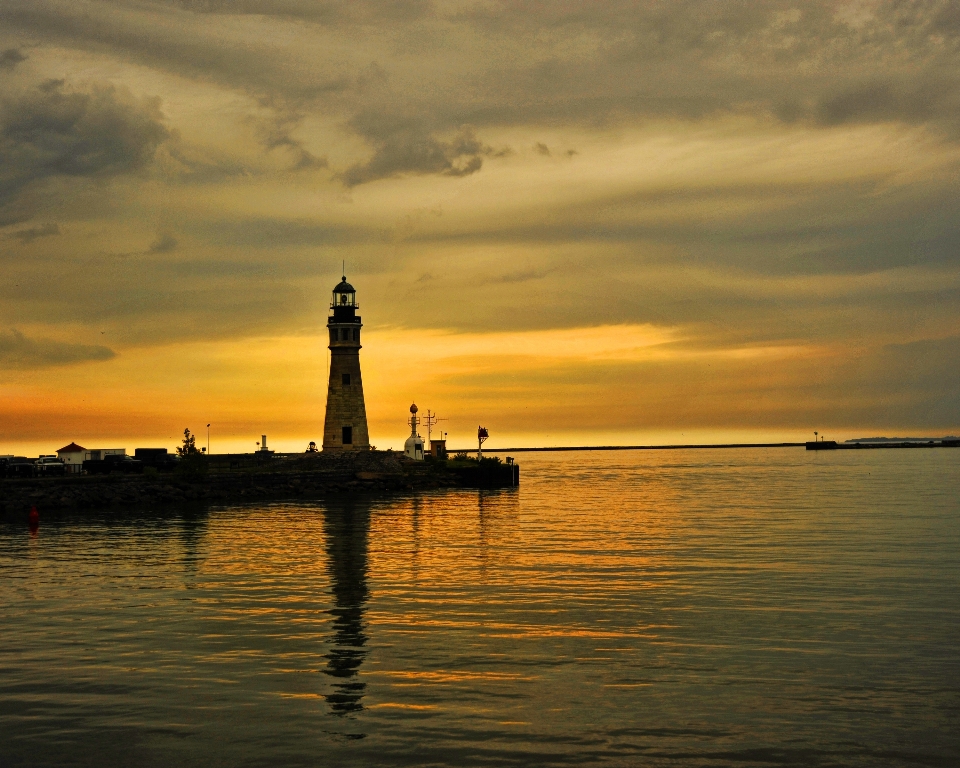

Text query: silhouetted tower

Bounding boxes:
[323,275,370,451]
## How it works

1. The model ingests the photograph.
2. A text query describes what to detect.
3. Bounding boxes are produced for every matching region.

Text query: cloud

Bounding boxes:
[0,328,116,369]
[164,0,431,23]
[0,0,958,439]
[0,48,26,70]
[7,0,960,177]
[812,77,960,132]
[148,233,178,253]
[0,80,169,222]
[6,222,59,243]
[490,267,555,284]
[339,125,489,187]
[251,96,329,170]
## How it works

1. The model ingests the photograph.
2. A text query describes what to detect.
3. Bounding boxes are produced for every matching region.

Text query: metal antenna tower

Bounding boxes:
[423,410,447,444]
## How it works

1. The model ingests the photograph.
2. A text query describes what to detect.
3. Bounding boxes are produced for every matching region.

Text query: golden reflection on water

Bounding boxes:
[2,449,959,766]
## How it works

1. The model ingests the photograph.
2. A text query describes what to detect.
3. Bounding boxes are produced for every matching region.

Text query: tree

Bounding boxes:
[177,428,199,456]
[176,427,207,477]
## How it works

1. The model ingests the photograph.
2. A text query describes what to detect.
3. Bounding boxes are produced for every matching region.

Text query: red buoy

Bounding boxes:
[28,505,39,530]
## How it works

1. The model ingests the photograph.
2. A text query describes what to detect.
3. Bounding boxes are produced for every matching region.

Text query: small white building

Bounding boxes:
[56,442,87,474]
[404,403,425,460]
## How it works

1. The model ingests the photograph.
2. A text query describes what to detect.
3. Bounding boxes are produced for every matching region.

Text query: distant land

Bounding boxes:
[846,436,960,443]
[456,443,805,453]
[456,438,960,453]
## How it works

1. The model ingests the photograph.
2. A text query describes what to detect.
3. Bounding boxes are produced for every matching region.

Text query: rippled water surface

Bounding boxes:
[2,449,960,767]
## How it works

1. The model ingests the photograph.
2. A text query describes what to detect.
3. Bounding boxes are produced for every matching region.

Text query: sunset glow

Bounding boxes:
[3,1,959,452]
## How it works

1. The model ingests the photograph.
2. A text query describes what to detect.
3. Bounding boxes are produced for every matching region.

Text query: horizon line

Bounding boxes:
[447,443,807,452]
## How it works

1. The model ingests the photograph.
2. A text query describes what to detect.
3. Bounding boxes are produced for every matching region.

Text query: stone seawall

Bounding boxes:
[0,451,518,519]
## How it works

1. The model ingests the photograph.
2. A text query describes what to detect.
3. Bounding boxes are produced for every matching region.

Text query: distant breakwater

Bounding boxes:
[459,443,806,452]
[806,439,960,451]
[0,452,518,519]
[461,440,960,453]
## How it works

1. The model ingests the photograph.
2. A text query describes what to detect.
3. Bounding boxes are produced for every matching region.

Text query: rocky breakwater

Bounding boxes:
[0,451,518,519]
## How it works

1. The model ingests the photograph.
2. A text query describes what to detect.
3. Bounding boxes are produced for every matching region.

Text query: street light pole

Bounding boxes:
[207,424,211,455]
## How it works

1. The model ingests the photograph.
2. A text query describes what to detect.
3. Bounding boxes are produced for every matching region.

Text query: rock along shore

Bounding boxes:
[0,451,519,520]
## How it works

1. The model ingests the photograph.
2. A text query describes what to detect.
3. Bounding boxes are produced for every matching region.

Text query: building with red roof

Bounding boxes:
[57,443,87,473]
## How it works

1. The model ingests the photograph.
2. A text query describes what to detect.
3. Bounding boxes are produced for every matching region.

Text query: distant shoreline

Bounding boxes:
[451,443,806,453]
[458,440,959,453]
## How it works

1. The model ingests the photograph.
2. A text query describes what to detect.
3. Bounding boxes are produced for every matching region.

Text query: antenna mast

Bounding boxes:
[423,410,447,444]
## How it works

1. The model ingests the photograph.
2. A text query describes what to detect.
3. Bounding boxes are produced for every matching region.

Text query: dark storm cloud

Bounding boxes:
[10,0,960,186]
[0,1,956,342]
[339,124,488,186]
[0,80,169,222]
[0,328,115,369]
[0,48,26,70]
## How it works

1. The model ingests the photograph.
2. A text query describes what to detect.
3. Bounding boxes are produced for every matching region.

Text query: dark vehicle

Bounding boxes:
[5,457,37,478]
[35,456,67,476]
[134,448,179,472]
[83,454,143,475]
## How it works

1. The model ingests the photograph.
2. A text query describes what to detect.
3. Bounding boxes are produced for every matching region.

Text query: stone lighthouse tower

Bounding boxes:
[322,275,370,451]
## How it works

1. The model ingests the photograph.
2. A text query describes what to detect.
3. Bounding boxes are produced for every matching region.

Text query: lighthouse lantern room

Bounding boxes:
[322,275,370,451]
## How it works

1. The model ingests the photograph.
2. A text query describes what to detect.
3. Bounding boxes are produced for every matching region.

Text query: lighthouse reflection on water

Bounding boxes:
[321,499,370,717]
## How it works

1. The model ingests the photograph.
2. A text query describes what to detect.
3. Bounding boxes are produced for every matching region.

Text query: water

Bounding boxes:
[2,448,959,767]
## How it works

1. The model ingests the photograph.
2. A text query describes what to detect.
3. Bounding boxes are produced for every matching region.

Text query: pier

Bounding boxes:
[0,450,518,519]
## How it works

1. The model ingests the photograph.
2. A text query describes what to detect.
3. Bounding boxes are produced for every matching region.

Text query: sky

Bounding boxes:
[2,0,959,453]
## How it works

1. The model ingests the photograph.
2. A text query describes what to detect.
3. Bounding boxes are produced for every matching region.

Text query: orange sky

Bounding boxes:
[2,1,959,454]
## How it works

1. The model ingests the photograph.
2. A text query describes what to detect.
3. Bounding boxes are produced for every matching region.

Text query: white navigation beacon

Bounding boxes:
[404,403,425,460]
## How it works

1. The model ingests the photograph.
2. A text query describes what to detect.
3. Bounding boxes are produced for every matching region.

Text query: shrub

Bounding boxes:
[176,451,207,477]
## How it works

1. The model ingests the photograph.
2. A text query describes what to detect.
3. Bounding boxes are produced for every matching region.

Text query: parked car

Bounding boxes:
[5,457,37,478]
[83,454,143,475]
[35,455,66,476]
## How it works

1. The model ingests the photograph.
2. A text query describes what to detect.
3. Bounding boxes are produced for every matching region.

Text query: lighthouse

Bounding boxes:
[322,275,370,451]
